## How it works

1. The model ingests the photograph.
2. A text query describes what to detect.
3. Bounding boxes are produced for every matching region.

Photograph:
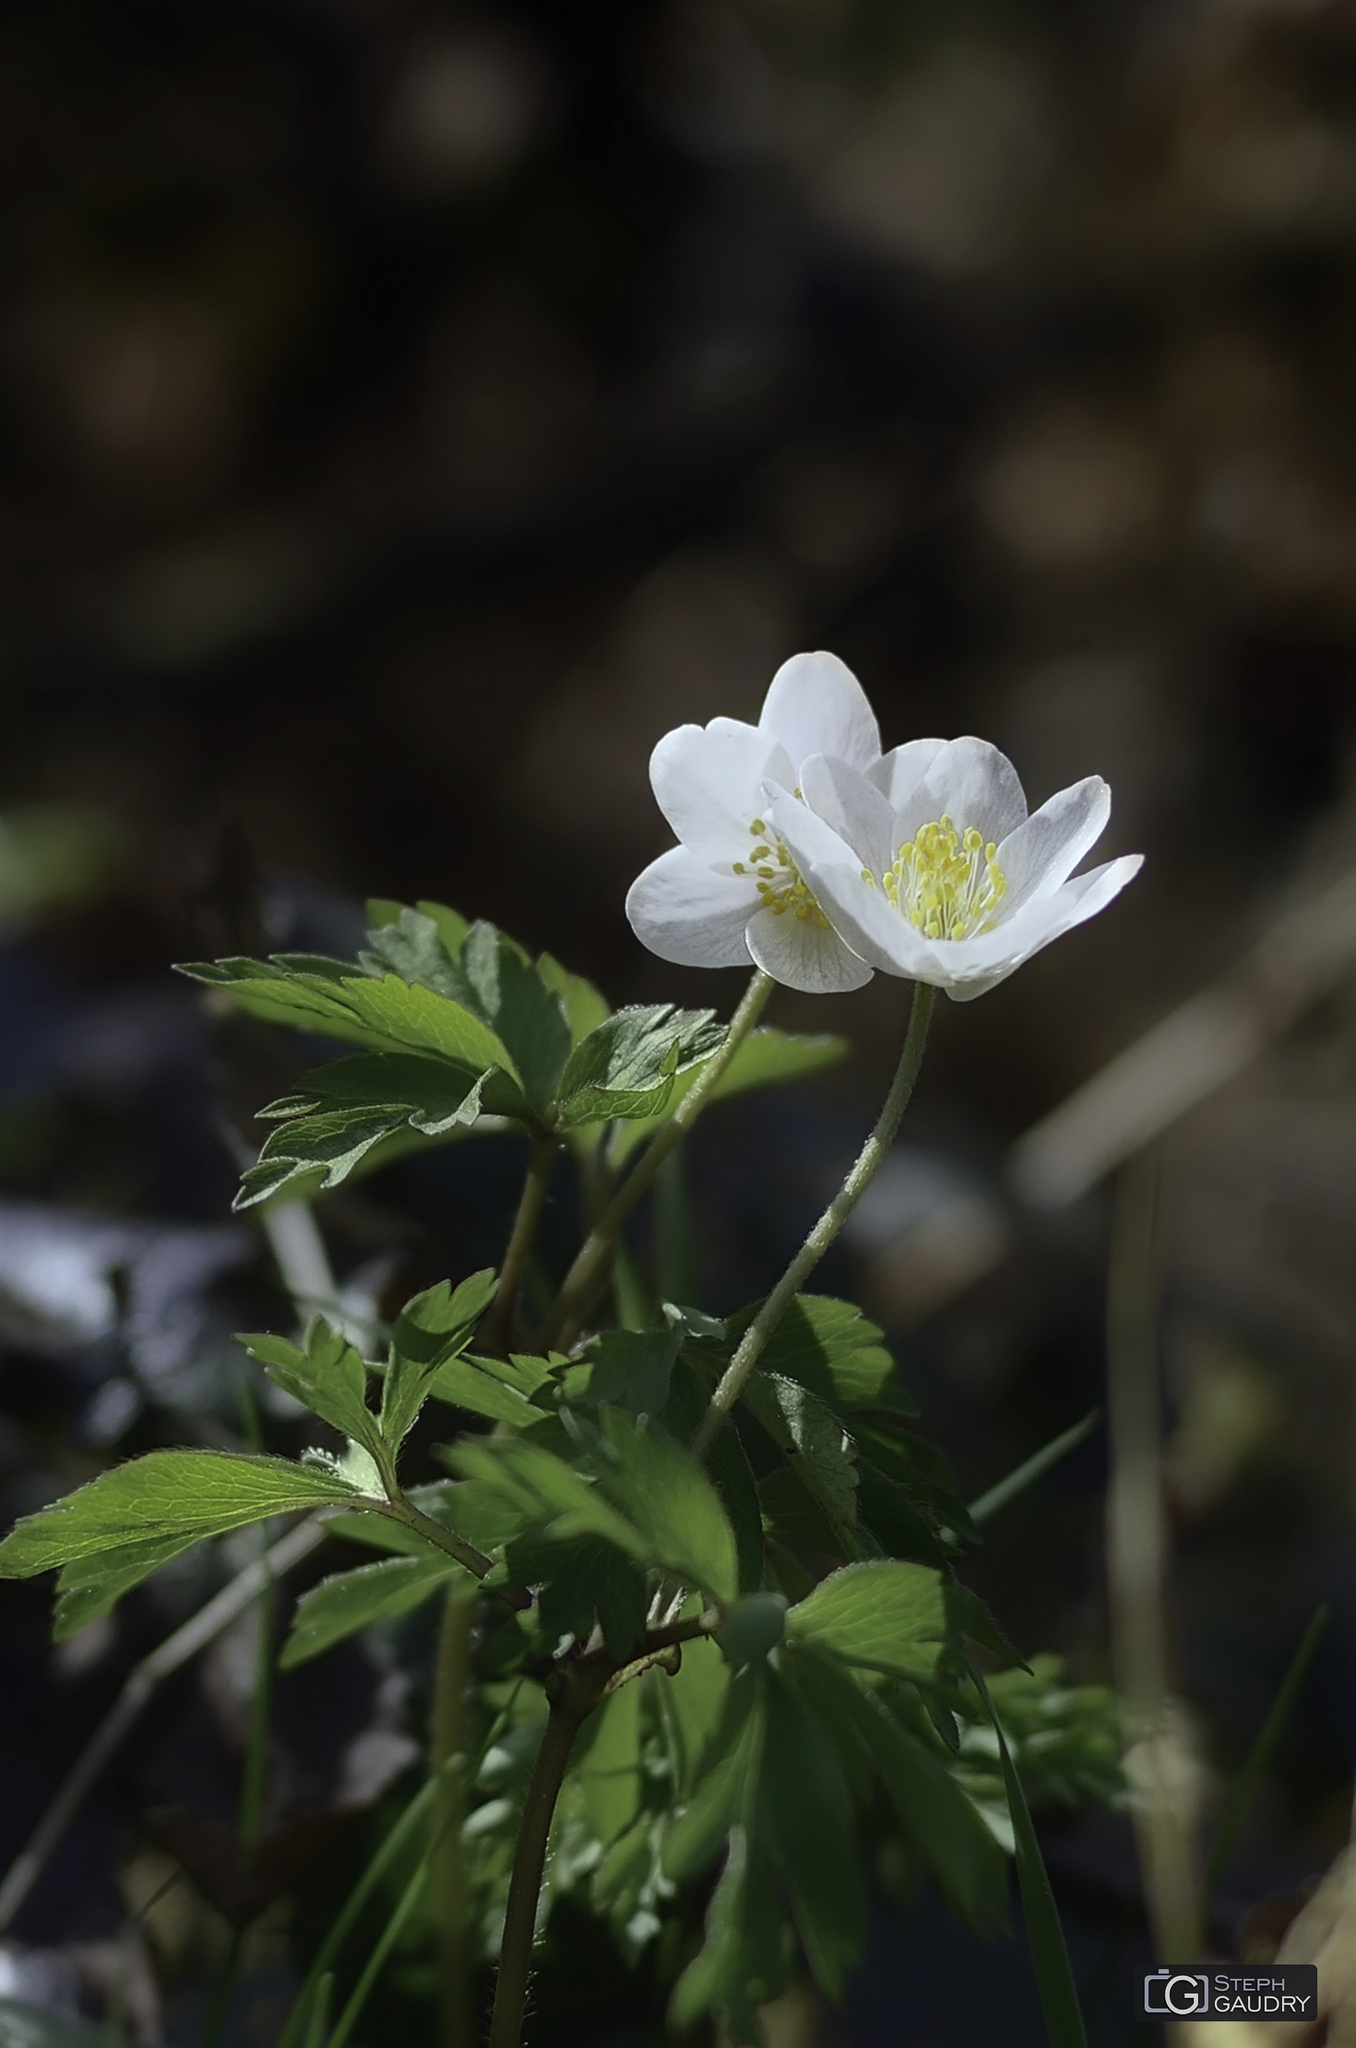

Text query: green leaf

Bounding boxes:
[969,1659,1089,2048]
[238,1322,383,1461]
[536,952,611,1045]
[324,1480,478,1558]
[240,1052,498,1209]
[360,906,465,999]
[553,1005,721,1129]
[0,1450,367,1635]
[584,1328,682,1421]
[282,1554,462,1667]
[612,1027,848,1161]
[791,1649,1007,1933]
[177,959,516,1080]
[427,1359,547,1426]
[738,1375,859,1558]
[669,1824,790,2043]
[384,1270,500,1447]
[663,1358,763,1593]
[415,899,471,956]
[575,1680,643,1846]
[756,1669,864,2001]
[447,1437,644,1559]
[663,1672,762,1883]
[515,1534,649,1656]
[445,921,573,1115]
[658,1632,729,1798]
[784,1561,949,1682]
[595,1408,737,1604]
[728,1296,915,1415]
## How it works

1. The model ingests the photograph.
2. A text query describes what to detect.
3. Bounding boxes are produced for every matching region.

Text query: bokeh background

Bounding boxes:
[5,0,1356,2042]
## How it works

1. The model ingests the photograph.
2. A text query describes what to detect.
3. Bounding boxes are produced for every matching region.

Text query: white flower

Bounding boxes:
[625,651,883,993]
[765,737,1142,1002]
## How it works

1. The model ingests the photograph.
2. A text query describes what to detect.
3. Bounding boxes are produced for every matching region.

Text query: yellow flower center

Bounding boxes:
[867,815,1007,940]
[733,816,831,928]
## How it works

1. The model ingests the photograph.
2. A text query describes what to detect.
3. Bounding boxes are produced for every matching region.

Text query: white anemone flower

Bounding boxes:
[765,737,1142,1002]
[625,651,883,993]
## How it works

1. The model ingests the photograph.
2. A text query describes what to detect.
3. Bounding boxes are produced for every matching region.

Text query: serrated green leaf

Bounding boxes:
[738,1374,859,1558]
[0,1449,366,1634]
[177,960,516,1080]
[724,1295,915,1415]
[612,1027,849,1161]
[382,1270,497,1450]
[427,1358,547,1426]
[447,1437,645,1560]
[658,1632,729,1798]
[360,906,465,999]
[415,899,471,956]
[756,1669,864,2001]
[512,1534,649,1657]
[281,1554,461,1667]
[238,1322,383,1460]
[663,1358,763,1594]
[596,1409,737,1604]
[784,1560,948,1682]
[447,921,573,1114]
[553,1006,721,1129]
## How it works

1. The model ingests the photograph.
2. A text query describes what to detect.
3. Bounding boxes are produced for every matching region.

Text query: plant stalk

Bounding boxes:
[485,1137,558,1356]
[431,1580,477,2048]
[487,1688,594,2048]
[539,969,774,1352]
[692,978,934,1460]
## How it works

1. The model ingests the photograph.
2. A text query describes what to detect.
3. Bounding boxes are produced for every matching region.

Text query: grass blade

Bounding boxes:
[1200,1603,1328,1923]
[967,1413,1099,1527]
[968,1656,1088,2048]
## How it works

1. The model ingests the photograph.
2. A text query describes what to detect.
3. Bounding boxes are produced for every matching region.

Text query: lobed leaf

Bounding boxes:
[784,1560,949,1682]
[281,1554,462,1667]
[553,1005,721,1129]
[612,1027,848,1161]
[238,1322,384,1462]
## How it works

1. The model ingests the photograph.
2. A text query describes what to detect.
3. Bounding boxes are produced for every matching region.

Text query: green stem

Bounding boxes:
[431,1581,477,2048]
[237,1541,275,1859]
[692,979,934,1461]
[485,1137,558,1356]
[386,1499,495,1582]
[540,969,774,1352]
[487,1690,594,2048]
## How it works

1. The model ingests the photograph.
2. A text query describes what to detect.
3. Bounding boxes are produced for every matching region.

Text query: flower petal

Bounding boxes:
[795,755,897,879]
[625,847,757,968]
[917,737,1028,843]
[758,652,881,773]
[866,739,946,810]
[744,904,874,993]
[995,777,1111,913]
[769,794,928,978]
[927,853,1144,1001]
[650,722,795,868]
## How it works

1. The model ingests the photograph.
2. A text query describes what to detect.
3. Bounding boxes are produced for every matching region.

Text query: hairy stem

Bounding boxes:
[540,969,774,1351]
[485,1137,558,1356]
[387,1498,495,1582]
[431,1581,477,2048]
[487,1689,594,2048]
[692,979,935,1460]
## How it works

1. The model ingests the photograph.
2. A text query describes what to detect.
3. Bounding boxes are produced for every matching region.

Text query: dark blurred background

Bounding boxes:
[5,0,1356,2042]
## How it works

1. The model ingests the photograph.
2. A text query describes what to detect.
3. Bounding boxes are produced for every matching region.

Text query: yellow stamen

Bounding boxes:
[737,812,832,930]
[880,817,1007,940]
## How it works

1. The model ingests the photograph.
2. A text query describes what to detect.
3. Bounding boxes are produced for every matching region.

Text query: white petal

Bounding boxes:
[928,854,1144,1001]
[757,652,881,773]
[995,777,1111,912]
[745,905,874,994]
[770,796,926,978]
[650,722,794,868]
[795,755,897,879]
[918,737,1028,842]
[625,847,757,968]
[866,739,946,810]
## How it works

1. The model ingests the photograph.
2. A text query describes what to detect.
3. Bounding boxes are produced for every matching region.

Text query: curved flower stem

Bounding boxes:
[539,969,774,1352]
[487,1687,596,2048]
[692,978,935,1461]
[484,1136,558,1357]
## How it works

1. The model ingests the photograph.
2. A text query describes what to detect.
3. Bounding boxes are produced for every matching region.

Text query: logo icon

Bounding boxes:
[1143,1971,1210,2016]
